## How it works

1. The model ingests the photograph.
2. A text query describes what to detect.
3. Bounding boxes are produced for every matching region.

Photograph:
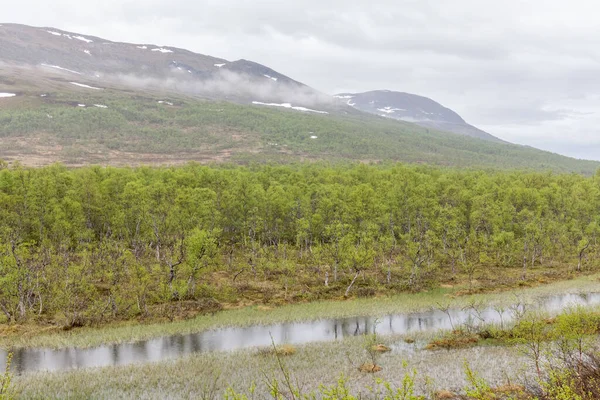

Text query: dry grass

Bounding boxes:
[371,344,392,353]
[257,344,297,357]
[493,384,527,396]
[425,331,481,350]
[358,362,383,373]
[434,390,457,399]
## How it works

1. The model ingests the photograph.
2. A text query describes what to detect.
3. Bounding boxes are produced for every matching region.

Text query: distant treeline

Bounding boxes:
[1,162,599,325]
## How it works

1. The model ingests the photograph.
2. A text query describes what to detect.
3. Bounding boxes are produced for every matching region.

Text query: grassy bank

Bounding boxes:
[2,273,599,350]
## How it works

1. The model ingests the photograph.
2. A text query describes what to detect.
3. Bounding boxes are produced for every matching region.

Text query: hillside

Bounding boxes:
[0,24,598,173]
[0,23,328,106]
[336,90,501,141]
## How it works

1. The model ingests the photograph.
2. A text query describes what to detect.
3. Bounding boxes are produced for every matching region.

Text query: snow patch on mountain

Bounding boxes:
[41,64,82,75]
[252,101,328,114]
[263,74,278,81]
[333,95,357,107]
[136,46,147,49]
[377,107,407,114]
[94,104,108,108]
[83,50,91,56]
[0,93,16,98]
[151,48,173,53]
[214,63,226,68]
[70,82,102,90]
[47,31,62,36]
[73,35,93,43]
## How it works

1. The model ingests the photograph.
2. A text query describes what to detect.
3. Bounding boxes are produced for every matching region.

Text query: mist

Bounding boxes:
[106,69,334,107]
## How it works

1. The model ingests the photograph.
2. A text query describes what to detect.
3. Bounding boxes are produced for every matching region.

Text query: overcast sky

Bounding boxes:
[5,0,600,160]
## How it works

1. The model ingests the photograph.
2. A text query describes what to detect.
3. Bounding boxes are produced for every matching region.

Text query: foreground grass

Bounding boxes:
[2,274,599,350]
[10,332,533,399]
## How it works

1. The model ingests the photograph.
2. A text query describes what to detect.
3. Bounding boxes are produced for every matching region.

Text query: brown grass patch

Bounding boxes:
[434,390,457,399]
[358,363,382,373]
[493,384,526,394]
[257,344,297,357]
[371,344,392,353]
[426,331,480,350]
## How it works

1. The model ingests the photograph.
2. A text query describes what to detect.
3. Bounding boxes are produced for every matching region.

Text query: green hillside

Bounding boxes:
[0,85,598,173]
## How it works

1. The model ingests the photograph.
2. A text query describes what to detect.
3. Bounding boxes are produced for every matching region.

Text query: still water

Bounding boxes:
[2,292,599,374]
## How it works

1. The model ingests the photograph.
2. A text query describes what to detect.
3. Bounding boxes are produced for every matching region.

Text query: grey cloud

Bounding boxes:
[474,106,574,126]
[109,70,332,106]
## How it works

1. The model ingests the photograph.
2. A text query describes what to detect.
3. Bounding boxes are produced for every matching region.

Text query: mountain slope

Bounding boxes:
[0,72,598,174]
[0,23,329,106]
[0,24,598,174]
[335,90,500,141]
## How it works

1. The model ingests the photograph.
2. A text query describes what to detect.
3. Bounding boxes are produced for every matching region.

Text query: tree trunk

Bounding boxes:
[522,241,528,280]
[345,271,360,297]
[333,261,338,282]
[578,242,590,272]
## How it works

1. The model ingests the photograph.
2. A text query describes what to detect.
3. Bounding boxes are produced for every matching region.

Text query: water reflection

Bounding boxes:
[2,292,599,374]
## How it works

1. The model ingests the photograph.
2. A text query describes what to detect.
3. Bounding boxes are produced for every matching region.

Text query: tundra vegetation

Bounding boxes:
[1,162,600,333]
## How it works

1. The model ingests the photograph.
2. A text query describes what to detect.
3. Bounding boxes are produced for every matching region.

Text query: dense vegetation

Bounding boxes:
[0,89,598,172]
[1,162,600,326]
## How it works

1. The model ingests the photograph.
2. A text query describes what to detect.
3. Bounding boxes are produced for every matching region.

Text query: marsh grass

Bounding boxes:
[3,274,599,350]
[11,331,534,399]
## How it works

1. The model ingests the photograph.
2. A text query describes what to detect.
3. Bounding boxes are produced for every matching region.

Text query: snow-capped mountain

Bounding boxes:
[335,90,501,141]
[0,23,329,106]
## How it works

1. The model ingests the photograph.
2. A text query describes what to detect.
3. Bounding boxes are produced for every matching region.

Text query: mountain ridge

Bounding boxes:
[335,90,501,141]
[0,23,330,106]
[0,23,598,174]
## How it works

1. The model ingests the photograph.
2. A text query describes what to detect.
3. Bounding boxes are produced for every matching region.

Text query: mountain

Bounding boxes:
[335,90,500,141]
[0,23,598,174]
[0,23,330,106]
